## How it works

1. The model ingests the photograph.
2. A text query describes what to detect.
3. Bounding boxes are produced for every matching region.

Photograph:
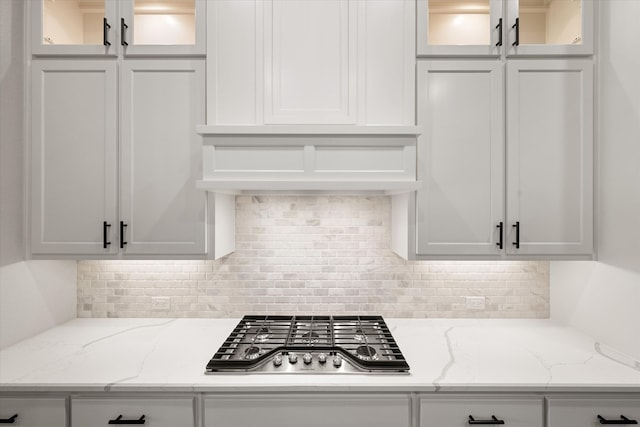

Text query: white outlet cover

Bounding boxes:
[151,297,171,310]
[466,296,486,310]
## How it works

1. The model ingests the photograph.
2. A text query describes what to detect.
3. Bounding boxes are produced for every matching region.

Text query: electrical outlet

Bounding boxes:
[151,296,171,310]
[466,296,486,310]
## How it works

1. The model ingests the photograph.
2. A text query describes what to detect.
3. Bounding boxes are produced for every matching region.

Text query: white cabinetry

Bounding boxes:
[207,0,414,125]
[547,397,640,427]
[71,396,194,427]
[204,394,411,427]
[417,0,593,56]
[0,397,67,427]
[31,0,205,56]
[30,59,206,256]
[420,396,544,427]
[415,59,593,258]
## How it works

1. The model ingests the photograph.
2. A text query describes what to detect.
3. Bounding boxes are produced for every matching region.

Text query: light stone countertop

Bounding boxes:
[1,318,639,393]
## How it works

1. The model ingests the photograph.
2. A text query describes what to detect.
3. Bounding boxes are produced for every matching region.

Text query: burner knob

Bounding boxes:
[288,352,298,364]
[333,355,342,368]
[318,353,327,364]
[273,354,283,367]
[303,353,313,365]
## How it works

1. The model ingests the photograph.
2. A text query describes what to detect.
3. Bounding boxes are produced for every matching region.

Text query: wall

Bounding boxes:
[0,0,76,350]
[78,196,550,319]
[551,0,640,361]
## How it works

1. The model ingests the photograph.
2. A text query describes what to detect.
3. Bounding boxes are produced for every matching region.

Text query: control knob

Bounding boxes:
[273,354,283,367]
[318,353,327,364]
[288,352,298,364]
[303,353,313,365]
[333,354,342,368]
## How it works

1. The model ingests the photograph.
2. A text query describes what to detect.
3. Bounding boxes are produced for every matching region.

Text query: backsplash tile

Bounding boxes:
[78,196,549,318]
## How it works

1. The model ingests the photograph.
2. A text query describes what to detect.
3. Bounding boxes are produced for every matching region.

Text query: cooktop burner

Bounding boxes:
[206,315,409,374]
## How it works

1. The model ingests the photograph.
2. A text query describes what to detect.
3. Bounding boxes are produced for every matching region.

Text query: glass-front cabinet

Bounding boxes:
[418,0,593,56]
[31,0,205,56]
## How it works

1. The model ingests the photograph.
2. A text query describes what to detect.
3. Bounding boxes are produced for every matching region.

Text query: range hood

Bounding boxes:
[196,125,421,260]
[196,125,422,195]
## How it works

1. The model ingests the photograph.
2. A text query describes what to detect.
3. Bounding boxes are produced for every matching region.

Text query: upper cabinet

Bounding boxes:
[31,0,205,56]
[207,0,415,125]
[417,0,593,56]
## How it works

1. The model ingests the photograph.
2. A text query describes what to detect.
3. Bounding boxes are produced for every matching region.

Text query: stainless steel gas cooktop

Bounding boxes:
[206,315,410,374]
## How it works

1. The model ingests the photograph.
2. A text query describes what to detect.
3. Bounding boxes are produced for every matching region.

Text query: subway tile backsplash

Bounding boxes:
[78,196,549,318]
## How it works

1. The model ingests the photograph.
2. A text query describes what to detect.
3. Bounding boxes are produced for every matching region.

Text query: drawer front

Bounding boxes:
[547,398,640,427]
[71,397,194,427]
[204,394,411,427]
[0,397,67,427]
[420,396,544,427]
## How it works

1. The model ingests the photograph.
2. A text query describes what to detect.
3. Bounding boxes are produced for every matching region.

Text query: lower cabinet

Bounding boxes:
[71,396,195,427]
[420,396,544,427]
[0,397,67,427]
[203,394,411,427]
[547,397,640,427]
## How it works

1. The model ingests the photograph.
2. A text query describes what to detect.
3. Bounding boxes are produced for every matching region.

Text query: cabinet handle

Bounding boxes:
[511,18,520,46]
[0,414,18,424]
[103,221,112,249]
[103,18,111,46]
[468,415,505,425]
[495,18,503,47]
[496,222,504,250]
[121,18,129,46]
[598,415,638,425]
[108,415,146,425]
[120,221,128,248]
[512,221,520,249]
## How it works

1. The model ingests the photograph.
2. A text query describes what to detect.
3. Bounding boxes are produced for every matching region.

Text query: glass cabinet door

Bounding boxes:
[120,0,205,55]
[418,0,504,56]
[32,0,119,55]
[506,0,593,55]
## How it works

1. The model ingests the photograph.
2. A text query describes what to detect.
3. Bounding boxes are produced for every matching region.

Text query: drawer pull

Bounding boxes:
[468,415,505,425]
[108,415,146,425]
[598,415,638,425]
[0,414,18,424]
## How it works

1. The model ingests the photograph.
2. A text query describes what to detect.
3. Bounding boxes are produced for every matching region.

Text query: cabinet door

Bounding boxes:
[204,394,411,427]
[547,397,640,427]
[119,60,206,255]
[506,60,593,256]
[420,396,544,427]
[31,60,118,255]
[71,397,194,427]
[505,0,594,56]
[417,0,503,56]
[120,0,206,56]
[0,397,67,427]
[31,0,119,56]
[416,61,504,256]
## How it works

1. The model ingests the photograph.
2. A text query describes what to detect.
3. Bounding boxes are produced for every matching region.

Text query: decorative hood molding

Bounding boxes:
[196,125,422,195]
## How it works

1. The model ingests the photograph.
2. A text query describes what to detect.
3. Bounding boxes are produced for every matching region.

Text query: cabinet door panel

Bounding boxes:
[0,397,66,427]
[547,398,640,427]
[204,394,411,427]
[31,60,118,255]
[417,61,504,256]
[506,60,593,255]
[119,60,206,255]
[421,396,543,427]
[71,397,194,427]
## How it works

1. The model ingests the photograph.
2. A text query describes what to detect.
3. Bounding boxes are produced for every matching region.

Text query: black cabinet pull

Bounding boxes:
[512,221,520,249]
[103,18,111,46]
[468,415,505,425]
[120,221,128,248]
[0,414,18,424]
[108,415,146,425]
[598,415,638,425]
[496,222,504,250]
[103,221,112,249]
[121,18,129,46]
[495,18,503,47]
[512,17,519,46]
